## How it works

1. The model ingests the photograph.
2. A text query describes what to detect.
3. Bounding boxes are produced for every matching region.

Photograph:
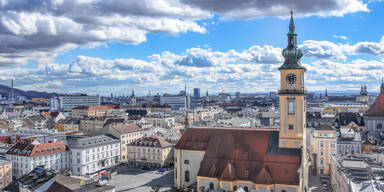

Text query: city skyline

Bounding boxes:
[1,0,384,95]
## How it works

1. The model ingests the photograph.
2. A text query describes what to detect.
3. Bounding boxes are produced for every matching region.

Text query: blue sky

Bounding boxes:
[0,0,384,96]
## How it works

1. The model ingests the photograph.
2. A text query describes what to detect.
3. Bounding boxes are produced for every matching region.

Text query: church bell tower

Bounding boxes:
[278,10,306,149]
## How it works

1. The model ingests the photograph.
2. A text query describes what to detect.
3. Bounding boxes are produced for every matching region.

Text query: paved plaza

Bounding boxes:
[109,166,174,192]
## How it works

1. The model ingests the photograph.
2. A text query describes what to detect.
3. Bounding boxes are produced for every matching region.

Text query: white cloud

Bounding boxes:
[181,0,369,20]
[300,36,384,60]
[0,0,212,66]
[333,35,348,40]
[4,41,384,95]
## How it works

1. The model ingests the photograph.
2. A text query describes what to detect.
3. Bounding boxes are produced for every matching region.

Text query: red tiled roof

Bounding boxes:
[366,93,384,116]
[176,127,301,185]
[6,141,67,157]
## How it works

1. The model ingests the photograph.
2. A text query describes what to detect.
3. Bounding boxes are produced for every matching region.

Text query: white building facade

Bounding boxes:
[51,95,100,113]
[67,135,120,176]
[5,140,70,178]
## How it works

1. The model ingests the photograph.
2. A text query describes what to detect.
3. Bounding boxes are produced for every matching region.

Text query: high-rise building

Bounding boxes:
[160,94,190,110]
[235,92,240,100]
[193,88,200,99]
[50,94,100,113]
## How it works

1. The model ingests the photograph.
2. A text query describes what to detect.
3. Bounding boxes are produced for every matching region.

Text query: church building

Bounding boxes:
[174,11,308,192]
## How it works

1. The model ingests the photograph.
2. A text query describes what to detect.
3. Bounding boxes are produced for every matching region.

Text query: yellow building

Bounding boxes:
[108,122,144,162]
[55,121,65,132]
[127,136,173,168]
[71,105,116,117]
[310,125,337,175]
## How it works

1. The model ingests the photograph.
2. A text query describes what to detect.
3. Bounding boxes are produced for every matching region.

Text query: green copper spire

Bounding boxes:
[288,10,296,35]
[279,10,305,70]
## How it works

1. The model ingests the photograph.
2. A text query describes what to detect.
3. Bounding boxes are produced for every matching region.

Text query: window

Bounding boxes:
[184,160,190,164]
[289,124,293,130]
[234,185,237,191]
[185,171,190,182]
[288,101,294,114]
[209,183,214,190]
[377,123,382,129]
[244,186,249,192]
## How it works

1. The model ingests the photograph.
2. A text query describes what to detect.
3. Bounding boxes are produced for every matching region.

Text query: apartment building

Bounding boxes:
[144,113,175,128]
[108,122,143,162]
[67,135,120,176]
[5,140,69,178]
[310,125,337,175]
[71,105,116,117]
[127,136,173,168]
[0,160,12,189]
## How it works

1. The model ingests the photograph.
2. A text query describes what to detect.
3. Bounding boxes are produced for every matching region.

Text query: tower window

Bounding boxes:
[185,171,190,182]
[289,125,294,130]
[288,101,294,114]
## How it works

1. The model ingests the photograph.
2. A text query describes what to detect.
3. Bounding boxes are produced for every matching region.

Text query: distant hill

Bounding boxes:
[0,84,57,99]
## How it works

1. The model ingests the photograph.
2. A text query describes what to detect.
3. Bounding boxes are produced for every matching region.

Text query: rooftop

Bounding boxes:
[366,93,384,117]
[110,122,142,134]
[6,140,67,157]
[129,136,172,148]
[176,127,301,185]
[67,135,119,148]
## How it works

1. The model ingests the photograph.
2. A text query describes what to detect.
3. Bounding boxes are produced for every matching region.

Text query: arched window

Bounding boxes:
[184,159,190,164]
[377,123,382,129]
[185,171,190,182]
[209,183,214,189]
[243,186,249,192]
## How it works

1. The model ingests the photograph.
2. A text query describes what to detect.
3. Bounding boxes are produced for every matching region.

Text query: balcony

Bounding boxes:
[278,89,307,95]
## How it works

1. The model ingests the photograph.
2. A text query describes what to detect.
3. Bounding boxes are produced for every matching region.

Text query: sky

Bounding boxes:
[1,0,384,96]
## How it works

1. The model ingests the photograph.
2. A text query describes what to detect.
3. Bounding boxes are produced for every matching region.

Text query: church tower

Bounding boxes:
[278,10,306,149]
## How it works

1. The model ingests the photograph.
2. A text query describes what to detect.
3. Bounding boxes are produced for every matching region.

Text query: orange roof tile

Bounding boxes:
[366,93,384,116]
[176,127,301,185]
[6,141,67,157]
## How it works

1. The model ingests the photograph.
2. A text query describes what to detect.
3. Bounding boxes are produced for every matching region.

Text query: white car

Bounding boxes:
[322,183,328,190]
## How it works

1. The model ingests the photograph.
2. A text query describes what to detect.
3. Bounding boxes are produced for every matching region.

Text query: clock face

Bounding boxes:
[286,73,296,84]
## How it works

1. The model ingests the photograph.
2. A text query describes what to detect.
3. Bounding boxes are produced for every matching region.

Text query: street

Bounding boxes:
[308,170,333,192]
